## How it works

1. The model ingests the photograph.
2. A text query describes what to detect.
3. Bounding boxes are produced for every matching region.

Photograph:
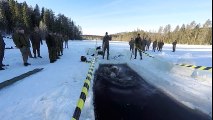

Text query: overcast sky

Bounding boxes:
[17,0,212,35]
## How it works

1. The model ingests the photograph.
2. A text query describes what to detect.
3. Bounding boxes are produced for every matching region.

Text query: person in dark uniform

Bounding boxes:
[159,40,164,52]
[172,40,177,52]
[152,40,157,52]
[146,38,151,51]
[141,36,147,51]
[30,26,43,58]
[134,34,142,60]
[45,32,57,63]
[64,35,69,48]
[12,27,31,66]
[59,34,64,56]
[129,38,134,52]
[102,32,111,60]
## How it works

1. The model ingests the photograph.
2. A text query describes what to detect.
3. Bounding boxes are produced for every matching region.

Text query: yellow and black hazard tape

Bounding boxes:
[136,47,155,58]
[142,51,155,58]
[72,57,97,120]
[176,64,212,72]
[135,47,211,72]
[85,61,92,63]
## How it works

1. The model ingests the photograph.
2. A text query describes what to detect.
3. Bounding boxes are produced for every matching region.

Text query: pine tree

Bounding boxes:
[8,0,16,30]
[203,19,212,28]
[33,4,40,27]
[31,4,40,28]
[41,7,44,21]
[22,2,31,31]
[0,1,7,31]
[39,20,47,39]
[14,2,23,27]
[43,9,51,31]
[1,1,13,33]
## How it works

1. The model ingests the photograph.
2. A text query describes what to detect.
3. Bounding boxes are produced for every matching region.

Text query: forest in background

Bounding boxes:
[83,20,212,45]
[0,0,82,39]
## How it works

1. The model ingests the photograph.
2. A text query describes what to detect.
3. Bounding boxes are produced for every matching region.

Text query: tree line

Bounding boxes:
[112,20,212,45]
[82,35,103,40]
[83,20,212,45]
[0,0,82,39]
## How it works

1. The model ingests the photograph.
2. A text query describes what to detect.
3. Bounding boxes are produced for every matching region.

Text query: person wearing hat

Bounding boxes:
[12,27,31,66]
[102,32,111,60]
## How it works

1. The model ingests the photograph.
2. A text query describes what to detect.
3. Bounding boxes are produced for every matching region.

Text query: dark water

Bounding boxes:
[93,64,211,120]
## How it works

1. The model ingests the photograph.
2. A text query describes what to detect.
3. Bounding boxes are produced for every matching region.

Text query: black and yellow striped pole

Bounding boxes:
[142,51,155,58]
[176,64,212,72]
[135,47,212,72]
[136,47,155,58]
[72,57,96,120]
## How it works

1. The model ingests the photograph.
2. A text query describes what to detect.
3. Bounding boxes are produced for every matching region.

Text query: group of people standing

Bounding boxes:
[101,32,177,61]
[129,34,177,59]
[152,40,165,52]
[0,26,69,70]
[12,27,42,66]
[129,34,153,60]
[45,32,68,63]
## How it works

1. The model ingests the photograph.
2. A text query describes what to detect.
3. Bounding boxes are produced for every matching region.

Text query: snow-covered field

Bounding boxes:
[0,38,212,120]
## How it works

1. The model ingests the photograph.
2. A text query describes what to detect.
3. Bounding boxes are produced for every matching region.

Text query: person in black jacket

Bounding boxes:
[129,38,134,52]
[134,34,142,60]
[152,40,157,52]
[172,40,177,52]
[102,32,111,60]
[30,27,43,58]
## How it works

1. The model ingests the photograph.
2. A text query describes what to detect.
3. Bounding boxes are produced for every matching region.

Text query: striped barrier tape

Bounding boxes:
[135,47,211,72]
[138,47,212,71]
[176,64,212,72]
[135,47,155,58]
[142,51,155,58]
[85,61,92,63]
[72,57,97,120]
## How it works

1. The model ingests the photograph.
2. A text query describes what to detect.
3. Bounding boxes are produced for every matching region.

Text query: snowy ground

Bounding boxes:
[0,38,212,120]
